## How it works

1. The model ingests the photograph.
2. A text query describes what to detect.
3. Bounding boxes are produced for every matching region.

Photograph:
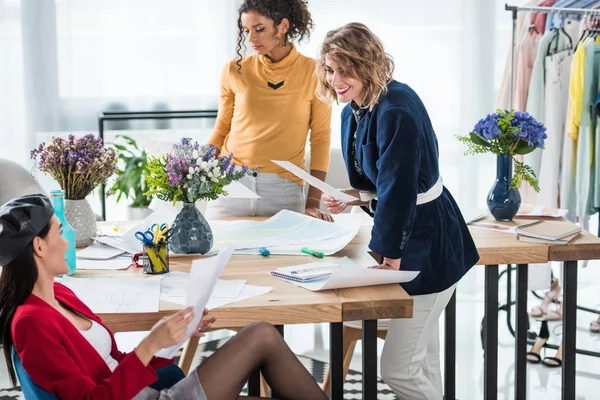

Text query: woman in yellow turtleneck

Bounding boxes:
[206,0,333,221]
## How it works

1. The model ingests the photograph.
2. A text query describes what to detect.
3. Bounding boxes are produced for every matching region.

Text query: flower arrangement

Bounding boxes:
[456,109,547,191]
[144,138,255,203]
[30,134,118,200]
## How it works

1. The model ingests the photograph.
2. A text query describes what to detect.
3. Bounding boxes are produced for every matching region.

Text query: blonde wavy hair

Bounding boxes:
[316,22,395,111]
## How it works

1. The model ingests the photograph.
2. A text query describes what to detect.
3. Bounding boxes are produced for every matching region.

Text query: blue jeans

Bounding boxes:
[150,364,186,391]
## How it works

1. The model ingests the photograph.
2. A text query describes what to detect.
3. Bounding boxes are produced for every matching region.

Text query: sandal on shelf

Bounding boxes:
[530,279,561,318]
[544,304,563,322]
[542,345,562,368]
[527,321,549,364]
[590,316,600,333]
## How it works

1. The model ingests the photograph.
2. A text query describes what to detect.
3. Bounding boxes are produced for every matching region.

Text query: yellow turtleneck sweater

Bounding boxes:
[207,46,332,185]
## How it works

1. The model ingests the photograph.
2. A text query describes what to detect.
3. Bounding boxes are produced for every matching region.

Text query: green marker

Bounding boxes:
[301,247,324,258]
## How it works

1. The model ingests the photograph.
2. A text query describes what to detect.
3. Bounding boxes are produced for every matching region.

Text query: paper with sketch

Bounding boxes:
[272,160,358,203]
[221,181,260,199]
[77,243,125,260]
[270,262,419,291]
[155,246,234,359]
[212,210,359,251]
[76,257,131,270]
[58,276,161,313]
[230,213,362,256]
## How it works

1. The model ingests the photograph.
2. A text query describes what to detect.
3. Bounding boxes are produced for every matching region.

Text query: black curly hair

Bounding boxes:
[236,0,314,72]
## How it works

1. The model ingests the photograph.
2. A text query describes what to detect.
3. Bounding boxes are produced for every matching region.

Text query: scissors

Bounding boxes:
[134,230,156,246]
[151,224,173,244]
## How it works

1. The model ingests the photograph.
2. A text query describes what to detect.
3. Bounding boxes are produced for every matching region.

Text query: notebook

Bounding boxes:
[270,262,337,283]
[517,231,581,245]
[515,220,581,241]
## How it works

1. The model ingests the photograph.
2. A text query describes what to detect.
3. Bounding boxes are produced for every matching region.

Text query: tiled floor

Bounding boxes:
[2,263,600,399]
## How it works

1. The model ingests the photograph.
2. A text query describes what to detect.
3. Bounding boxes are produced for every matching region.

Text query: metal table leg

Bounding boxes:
[515,264,528,399]
[562,261,577,400]
[445,291,457,400]
[247,368,261,396]
[484,265,499,400]
[330,322,344,400]
[362,320,377,399]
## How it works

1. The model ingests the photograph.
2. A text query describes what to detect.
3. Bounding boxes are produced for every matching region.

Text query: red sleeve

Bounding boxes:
[13,315,157,400]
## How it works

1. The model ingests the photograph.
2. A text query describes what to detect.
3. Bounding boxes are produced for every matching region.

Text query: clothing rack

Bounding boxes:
[498,4,600,399]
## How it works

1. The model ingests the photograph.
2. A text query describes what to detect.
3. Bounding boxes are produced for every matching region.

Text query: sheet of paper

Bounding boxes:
[93,236,139,255]
[155,246,234,359]
[58,276,161,313]
[77,243,125,260]
[160,273,245,303]
[213,279,246,298]
[76,257,131,270]
[270,263,419,291]
[121,206,178,251]
[206,284,272,309]
[221,181,260,199]
[467,221,519,234]
[272,160,358,203]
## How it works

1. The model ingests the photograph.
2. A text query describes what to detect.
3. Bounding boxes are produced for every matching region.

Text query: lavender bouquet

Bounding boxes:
[30,134,118,200]
[457,110,547,191]
[144,138,255,203]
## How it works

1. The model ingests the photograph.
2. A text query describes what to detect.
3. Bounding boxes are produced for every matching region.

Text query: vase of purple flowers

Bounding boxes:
[144,138,255,254]
[31,134,117,245]
[457,110,547,221]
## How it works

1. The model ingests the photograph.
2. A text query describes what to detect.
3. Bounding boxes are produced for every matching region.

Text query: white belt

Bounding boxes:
[360,176,443,206]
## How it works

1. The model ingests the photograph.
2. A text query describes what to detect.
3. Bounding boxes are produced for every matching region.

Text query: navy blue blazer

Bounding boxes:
[341,81,479,295]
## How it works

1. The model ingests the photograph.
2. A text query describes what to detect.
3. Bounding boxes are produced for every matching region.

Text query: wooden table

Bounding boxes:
[78,220,412,400]
[456,219,600,400]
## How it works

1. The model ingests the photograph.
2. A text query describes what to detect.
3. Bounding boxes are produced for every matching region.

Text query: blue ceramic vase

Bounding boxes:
[170,202,213,254]
[487,155,521,221]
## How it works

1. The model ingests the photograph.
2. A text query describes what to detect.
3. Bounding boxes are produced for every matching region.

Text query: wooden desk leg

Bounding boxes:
[515,264,528,399]
[484,265,499,400]
[178,337,200,375]
[562,261,577,400]
[330,322,344,400]
[362,320,377,399]
[444,291,457,400]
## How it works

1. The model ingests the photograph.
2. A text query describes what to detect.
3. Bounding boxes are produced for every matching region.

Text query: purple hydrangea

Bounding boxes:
[473,113,501,140]
[510,111,547,148]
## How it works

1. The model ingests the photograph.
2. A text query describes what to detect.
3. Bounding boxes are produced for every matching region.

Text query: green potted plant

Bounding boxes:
[109,135,153,220]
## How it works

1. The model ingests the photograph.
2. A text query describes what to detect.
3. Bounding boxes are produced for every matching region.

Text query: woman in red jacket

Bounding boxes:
[0,194,327,400]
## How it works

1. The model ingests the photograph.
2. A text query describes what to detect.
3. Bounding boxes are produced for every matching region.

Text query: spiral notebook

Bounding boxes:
[515,220,581,241]
[270,262,337,283]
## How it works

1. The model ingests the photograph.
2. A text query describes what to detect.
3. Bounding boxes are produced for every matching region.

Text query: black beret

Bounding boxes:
[0,194,54,266]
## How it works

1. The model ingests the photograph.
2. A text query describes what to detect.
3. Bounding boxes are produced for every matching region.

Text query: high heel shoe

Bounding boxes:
[542,344,562,368]
[527,321,549,364]
[530,279,561,318]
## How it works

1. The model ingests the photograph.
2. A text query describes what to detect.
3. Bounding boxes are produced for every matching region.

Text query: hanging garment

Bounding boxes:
[523,19,579,204]
[496,0,549,110]
[538,49,573,208]
[515,30,541,111]
[574,36,600,217]
[561,37,589,221]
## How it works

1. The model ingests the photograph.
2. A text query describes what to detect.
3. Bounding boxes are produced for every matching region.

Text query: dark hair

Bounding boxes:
[0,223,50,387]
[236,0,314,72]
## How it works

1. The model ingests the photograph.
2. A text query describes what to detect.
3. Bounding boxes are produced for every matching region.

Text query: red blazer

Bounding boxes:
[11,283,173,399]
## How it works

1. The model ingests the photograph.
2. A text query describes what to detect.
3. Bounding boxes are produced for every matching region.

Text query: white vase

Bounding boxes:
[127,205,153,221]
[64,198,97,247]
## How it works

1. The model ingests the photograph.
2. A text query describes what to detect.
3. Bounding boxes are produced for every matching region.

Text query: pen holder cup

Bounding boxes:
[142,242,169,274]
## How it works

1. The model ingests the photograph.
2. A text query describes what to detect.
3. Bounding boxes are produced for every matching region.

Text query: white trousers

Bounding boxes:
[381,283,457,400]
[205,173,305,218]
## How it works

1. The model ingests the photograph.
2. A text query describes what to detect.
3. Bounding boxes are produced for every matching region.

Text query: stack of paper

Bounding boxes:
[76,243,131,270]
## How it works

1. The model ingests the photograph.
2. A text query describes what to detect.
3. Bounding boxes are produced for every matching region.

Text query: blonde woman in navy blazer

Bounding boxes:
[317,23,479,399]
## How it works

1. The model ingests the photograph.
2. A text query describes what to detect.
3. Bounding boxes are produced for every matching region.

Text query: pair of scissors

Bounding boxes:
[151,223,173,244]
[134,230,155,246]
